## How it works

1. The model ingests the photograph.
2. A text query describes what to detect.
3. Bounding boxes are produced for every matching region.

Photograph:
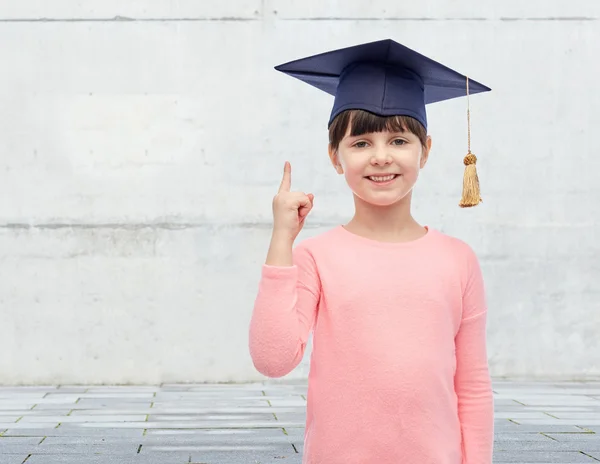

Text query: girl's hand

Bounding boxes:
[271,161,314,243]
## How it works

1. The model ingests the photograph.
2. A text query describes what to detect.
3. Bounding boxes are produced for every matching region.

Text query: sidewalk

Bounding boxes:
[0,380,599,463]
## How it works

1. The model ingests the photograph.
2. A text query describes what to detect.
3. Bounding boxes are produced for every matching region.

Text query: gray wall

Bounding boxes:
[0,1,598,384]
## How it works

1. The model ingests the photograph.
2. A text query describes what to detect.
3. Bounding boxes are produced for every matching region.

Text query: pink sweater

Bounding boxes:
[249,225,494,464]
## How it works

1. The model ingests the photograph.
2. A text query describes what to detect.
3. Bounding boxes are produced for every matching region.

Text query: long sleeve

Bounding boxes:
[248,242,320,378]
[454,251,494,464]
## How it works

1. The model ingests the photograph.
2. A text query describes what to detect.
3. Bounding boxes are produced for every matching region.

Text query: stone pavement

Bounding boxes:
[0,380,598,463]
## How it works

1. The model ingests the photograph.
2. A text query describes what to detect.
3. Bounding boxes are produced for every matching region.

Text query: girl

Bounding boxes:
[249,39,494,464]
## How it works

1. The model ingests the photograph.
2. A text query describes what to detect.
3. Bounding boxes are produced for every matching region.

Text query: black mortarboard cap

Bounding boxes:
[274,39,490,131]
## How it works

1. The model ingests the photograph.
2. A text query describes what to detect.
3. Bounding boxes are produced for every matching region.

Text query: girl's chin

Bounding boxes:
[352,191,411,207]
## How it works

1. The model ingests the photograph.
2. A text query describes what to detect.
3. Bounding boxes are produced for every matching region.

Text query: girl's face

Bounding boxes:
[329,127,432,207]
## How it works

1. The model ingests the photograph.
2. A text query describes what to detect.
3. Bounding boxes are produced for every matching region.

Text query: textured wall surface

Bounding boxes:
[0,1,599,384]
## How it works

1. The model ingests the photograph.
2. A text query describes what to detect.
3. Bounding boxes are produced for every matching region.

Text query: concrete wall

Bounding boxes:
[0,1,598,384]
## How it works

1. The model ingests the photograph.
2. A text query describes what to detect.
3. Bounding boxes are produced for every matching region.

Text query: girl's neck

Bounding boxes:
[344,192,426,243]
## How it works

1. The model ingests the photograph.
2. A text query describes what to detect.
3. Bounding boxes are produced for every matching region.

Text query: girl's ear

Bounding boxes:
[420,136,432,169]
[328,144,344,174]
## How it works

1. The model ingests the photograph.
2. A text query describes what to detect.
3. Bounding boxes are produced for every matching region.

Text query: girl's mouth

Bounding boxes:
[365,174,399,185]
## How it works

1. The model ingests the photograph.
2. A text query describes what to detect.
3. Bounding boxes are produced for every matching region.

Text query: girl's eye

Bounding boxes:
[354,141,368,148]
[392,139,406,146]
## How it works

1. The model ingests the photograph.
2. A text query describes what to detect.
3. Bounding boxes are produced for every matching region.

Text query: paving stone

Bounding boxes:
[493,440,565,451]
[549,412,600,419]
[24,455,192,464]
[495,424,594,433]
[0,454,29,464]
[73,393,156,399]
[33,443,138,454]
[31,395,81,403]
[0,443,38,454]
[41,436,144,445]
[0,437,43,445]
[495,437,600,453]
[0,403,36,411]
[494,411,555,418]
[147,407,299,414]
[553,441,600,452]
[261,401,307,411]
[0,393,47,400]
[51,387,90,393]
[492,450,598,462]
[508,398,600,407]
[154,392,240,400]
[0,423,60,429]
[281,428,305,440]
[67,420,301,429]
[19,415,148,423]
[1,443,140,455]
[133,451,196,462]
[0,387,55,392]
[187,446,301,464]
[69,409,155,415]
[2,427,143,437]
[85,387,159,393]
[271,413,306,423]
[0,416,22,422]
[146,443,292,452]
[545,433,599,441]
[1,428,58,437]
[11,404,67,411]
[144,427,287,436]
[145,428,288,437]
[184,385,267,393]
[495,433,560,442]
[59,400,153,409]
[147,412,278,422]
[515,419,600,426]
[0,410,73,416]
[189,454,303,463]
[152,400,271,408]
[141,428,293,446]
[539,407,600,413]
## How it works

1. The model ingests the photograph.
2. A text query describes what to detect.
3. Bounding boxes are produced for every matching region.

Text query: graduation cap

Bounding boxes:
[275,39,491,208]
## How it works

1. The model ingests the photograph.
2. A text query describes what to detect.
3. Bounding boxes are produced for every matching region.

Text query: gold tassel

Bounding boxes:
[459,76,482,208]
[459,152,481,207]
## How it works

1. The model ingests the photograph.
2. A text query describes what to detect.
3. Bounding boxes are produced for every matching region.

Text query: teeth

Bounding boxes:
[369,175,396,182]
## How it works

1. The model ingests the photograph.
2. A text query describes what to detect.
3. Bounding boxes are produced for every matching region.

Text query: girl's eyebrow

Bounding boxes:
[347,131,407,139]
[345,133,369,140]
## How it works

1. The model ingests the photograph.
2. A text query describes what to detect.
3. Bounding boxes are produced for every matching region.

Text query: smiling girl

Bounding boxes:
[249,39,494,464]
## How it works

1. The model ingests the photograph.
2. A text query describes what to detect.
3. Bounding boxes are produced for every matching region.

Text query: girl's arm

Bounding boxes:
[454,251,494,463]
[248,241,320,378]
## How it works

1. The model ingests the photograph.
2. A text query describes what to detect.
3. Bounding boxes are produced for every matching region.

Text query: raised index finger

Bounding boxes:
[278,161,291,192]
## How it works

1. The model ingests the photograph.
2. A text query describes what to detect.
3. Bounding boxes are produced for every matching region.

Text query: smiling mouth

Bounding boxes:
[365,174,399,183]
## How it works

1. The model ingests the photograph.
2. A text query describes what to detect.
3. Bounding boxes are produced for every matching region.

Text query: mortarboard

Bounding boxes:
[274,39,491,208]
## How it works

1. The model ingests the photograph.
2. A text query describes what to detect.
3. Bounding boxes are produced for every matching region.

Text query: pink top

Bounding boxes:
[249,225,494,464]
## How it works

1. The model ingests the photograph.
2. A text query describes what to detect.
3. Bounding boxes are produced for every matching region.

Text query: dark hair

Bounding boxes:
[328,109,428,152]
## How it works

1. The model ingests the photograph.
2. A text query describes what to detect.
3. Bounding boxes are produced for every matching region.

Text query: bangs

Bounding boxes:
[348,111,417,137]
[328,109,427,150]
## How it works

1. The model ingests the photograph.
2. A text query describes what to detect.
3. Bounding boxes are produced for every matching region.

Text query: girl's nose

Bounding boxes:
[371,148,392,165]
